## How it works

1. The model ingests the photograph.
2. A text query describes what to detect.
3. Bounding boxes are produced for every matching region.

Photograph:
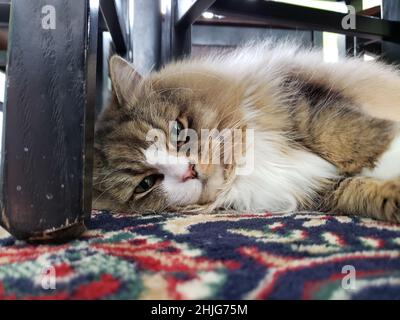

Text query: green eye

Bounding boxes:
[171,119,185,145]
[135,174,161,194]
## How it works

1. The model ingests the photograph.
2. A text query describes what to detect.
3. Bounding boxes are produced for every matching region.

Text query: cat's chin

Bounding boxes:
[197,165,226,205]
[163,177,203,206]
[165,164,226,208]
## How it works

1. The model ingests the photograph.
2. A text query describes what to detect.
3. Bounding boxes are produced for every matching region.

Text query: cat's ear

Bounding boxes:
[109,55,142,106]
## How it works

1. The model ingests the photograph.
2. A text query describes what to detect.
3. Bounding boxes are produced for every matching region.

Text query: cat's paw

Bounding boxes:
[380,180,400,223]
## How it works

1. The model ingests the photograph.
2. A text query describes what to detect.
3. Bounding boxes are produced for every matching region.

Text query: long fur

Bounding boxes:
[93,40,400,222]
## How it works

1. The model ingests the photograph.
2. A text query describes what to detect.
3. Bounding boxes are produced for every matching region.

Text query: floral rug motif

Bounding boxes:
[1,210,400,299]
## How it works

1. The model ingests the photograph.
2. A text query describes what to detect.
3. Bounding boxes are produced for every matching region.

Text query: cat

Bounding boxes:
[93,41,400,223]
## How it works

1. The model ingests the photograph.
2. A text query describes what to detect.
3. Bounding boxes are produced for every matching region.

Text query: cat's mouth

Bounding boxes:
[181,164,198,182]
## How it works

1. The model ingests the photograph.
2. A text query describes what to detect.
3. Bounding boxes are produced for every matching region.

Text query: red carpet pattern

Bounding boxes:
[0,210,400,299]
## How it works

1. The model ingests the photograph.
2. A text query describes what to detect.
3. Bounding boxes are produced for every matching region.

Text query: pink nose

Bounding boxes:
[182,164,198,182]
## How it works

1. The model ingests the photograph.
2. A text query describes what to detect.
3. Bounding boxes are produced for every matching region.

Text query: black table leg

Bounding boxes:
[1,0,98,241]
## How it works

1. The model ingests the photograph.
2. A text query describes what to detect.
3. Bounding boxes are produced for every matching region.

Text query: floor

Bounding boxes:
[0,210,400,299]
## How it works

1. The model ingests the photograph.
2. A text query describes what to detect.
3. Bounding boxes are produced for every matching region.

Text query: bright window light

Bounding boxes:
[362,0,382,10]
[202,11,214,19]
[160,0,169,15]
[273,0,348,13]
[129,0,134,29]
[0,71,5,104]
[364,54,376,61]
[323,32,339,63]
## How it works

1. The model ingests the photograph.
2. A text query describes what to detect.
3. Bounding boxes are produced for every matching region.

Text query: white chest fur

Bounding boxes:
[223,132,338,212]
[361,133,400,180]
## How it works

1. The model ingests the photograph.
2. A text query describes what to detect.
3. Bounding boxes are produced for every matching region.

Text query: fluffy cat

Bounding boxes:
[93,41,400,222]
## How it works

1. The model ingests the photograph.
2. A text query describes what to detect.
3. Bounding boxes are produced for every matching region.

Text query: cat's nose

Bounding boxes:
[182,164,198,182]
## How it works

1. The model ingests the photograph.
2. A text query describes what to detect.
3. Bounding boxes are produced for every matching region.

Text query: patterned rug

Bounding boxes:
[0,210,400,300]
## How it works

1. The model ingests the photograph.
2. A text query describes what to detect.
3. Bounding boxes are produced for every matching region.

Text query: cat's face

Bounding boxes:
[93,56,239,213]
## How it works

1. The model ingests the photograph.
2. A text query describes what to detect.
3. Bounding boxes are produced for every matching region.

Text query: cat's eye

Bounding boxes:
[171,119,185,147]
[135,174,162,194]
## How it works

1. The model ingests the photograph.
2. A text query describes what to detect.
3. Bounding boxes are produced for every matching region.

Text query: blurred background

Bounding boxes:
[0,0,394,124]
[0,0,394,114]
